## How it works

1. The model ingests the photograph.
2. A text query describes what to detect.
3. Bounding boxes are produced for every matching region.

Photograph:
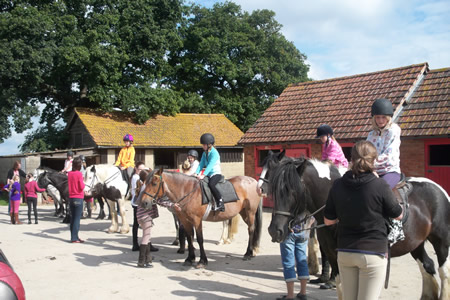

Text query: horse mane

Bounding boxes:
[268,157,308,215]
[145,169,198,185]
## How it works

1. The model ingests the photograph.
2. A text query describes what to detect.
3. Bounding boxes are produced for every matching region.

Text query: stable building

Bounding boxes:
[239,63,449,206]
[0,109,245,184]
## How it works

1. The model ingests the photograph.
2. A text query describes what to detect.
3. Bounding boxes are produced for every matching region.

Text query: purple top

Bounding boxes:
[5,182,21,201]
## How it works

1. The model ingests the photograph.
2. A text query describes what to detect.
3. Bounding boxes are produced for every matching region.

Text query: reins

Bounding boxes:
[142,174,200,208]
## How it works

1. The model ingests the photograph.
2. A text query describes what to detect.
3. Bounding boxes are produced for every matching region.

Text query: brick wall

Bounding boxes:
[311,143,322,160]
[244,145,256,178]
[400,139,425,177]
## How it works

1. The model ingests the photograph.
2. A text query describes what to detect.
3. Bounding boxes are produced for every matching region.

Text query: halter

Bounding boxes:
[142,174,200,208]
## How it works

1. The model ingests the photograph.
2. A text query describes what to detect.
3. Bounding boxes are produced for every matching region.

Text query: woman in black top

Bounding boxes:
[324,141,402,300]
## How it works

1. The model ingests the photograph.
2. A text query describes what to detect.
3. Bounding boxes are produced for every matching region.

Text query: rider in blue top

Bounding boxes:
[195,133,225,212]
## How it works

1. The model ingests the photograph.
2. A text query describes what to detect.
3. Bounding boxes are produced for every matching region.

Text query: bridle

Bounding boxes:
[142,174,200,208]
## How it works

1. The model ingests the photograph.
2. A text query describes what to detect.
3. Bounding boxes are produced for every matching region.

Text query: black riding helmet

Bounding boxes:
[187,149,198,158]
[67,150,74,157]
[316,124,333,138]
[371,98,394,116]
[200,133,215,145]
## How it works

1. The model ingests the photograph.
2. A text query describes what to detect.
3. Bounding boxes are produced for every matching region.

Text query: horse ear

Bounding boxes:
[295,159,308,176]
[279,149,286,159]
[91,166,96,173]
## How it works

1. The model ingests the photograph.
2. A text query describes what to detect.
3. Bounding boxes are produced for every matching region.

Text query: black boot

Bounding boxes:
[215,199,225,212]
[86,202,92,218]
[145,244,153,268]
[137,244,147,268]
[149,243,159,252]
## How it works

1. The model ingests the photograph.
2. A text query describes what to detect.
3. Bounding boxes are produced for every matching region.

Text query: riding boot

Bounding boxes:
[137,244,147,268]
[145,244,153,267]
[10,213,15,225]
[149,242,159,252]
[14,213,22,224]
[215,199,225,212]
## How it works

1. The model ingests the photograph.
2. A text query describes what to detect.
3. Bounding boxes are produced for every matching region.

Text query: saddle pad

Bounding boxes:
[200,176,239,205]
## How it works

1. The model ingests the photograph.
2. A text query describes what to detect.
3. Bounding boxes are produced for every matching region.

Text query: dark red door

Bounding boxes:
[425,139,450,194]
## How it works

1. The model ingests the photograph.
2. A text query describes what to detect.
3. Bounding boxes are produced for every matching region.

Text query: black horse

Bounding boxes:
[264,153,450,300]
[37,171,71,223]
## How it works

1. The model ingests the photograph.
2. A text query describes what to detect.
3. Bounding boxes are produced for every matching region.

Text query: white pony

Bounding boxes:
[84,164,130,234]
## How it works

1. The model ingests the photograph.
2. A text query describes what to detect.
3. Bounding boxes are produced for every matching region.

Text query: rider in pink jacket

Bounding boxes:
[317,124,348,168]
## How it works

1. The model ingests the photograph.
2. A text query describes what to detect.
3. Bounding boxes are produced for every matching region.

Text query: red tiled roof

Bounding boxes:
[239,63,429,144]
[73,108,243,147]
[397,68,450,137]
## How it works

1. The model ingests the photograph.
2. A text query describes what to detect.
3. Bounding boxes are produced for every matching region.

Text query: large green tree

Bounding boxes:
[1,0,183,149]
[170,2,309,131]
[2,1,309,153]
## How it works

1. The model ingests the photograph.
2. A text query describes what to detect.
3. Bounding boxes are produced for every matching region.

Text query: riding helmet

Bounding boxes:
[371,98,393,116]
[200,133,215,145]
[123,134,134,142]
[316,124,333,138]
[187,149,199,158]
[67,150,74,157]
[79,155,86,162]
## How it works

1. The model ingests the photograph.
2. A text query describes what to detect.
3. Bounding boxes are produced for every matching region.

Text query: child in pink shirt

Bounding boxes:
[317,124,348,168]
[24,173,46,224]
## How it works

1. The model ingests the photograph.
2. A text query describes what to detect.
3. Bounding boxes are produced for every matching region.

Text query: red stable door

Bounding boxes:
[425,139,450,194]
[255,145,310,208]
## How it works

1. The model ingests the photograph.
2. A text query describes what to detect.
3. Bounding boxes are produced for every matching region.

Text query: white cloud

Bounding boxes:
[222,0,450,79]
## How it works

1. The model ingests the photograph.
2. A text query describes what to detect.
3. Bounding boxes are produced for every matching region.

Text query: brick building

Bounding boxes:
[239,63,449,207]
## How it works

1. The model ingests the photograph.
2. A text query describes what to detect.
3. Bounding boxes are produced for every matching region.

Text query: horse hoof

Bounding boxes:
[108,228,118,233]
[195,263,206,269]
[172,240,179,246]
[183,261,193,267]
[120,229,130,234]
[243,254,253,261]
[177,249,185,254]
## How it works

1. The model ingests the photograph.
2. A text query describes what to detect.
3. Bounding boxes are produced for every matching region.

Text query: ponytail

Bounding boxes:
[351,141,378,175]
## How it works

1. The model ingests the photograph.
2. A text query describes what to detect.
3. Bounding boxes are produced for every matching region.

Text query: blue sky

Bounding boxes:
[1,0,449,156]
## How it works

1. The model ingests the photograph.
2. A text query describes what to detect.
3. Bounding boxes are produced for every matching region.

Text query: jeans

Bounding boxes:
[69,198,84,242]
[280,231,310,282]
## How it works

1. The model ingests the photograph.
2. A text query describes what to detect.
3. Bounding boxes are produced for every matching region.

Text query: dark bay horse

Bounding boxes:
[139,168,263,268]
[265,155,450,300]
[37,171,71,223]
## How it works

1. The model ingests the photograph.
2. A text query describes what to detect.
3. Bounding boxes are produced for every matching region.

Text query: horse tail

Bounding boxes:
[252,197,263,253]
[228,215,240,241]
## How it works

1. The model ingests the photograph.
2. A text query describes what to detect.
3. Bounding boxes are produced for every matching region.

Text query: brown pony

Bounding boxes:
[139,168,263,268]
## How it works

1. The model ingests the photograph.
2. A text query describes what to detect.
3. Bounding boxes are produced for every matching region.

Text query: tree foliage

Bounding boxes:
[170,2,309,131]
[0,0,309,152]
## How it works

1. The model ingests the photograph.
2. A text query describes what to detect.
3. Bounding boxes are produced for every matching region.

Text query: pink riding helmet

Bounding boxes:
[123,134,134,142]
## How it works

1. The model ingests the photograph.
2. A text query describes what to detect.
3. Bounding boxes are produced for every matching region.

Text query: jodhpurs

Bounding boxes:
[337,251,387,300]
[208,174,223,202]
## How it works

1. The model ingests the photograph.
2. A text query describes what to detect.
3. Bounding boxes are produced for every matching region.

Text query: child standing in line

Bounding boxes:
[4,175,22,224]
[24,173,46,224]
[68,157,86,243]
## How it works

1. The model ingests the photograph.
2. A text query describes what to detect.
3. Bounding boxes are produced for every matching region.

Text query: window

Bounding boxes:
[219,148,243,163]
[429,145,450,166]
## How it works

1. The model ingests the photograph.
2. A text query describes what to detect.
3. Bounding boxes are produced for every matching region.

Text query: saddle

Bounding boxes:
[392,173,413,224]
[200,176,239,206]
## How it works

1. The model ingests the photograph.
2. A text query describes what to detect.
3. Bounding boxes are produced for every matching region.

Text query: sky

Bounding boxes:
[1,0,449,156]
